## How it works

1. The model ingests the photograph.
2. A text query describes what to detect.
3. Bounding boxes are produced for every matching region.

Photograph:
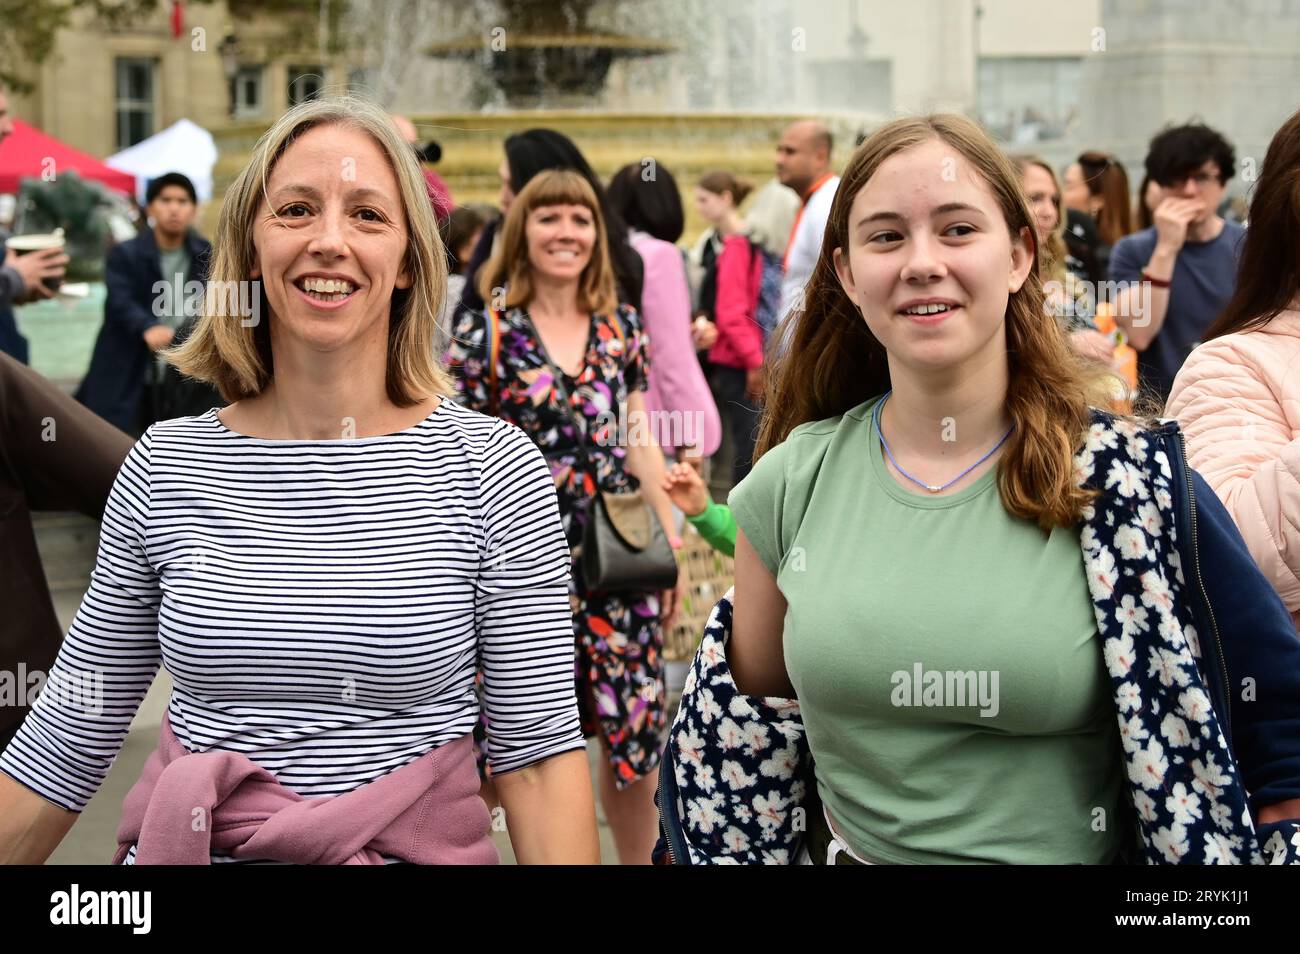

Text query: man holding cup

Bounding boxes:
[0,87,70,363]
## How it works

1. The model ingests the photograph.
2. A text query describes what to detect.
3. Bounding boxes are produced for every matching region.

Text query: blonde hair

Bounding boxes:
[477,170,618,317]
[168,94,451,405]
[758,115,1115,530]
[1011,154,1069,285]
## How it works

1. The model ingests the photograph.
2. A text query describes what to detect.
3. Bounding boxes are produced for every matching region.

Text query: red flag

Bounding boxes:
[170,1,184,40]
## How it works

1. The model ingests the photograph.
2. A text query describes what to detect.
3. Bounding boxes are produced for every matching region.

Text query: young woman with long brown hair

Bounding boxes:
[658,113,1300,866]
[1064,150,1134,247]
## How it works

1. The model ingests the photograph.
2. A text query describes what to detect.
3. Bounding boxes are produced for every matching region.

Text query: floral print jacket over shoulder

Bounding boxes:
[655,412,1300,864]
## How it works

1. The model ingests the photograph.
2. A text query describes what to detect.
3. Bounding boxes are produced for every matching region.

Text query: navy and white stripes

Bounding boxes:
[0,398,584,817]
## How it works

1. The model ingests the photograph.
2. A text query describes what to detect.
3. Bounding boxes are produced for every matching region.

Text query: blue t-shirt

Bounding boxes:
[1108,221,1245,401]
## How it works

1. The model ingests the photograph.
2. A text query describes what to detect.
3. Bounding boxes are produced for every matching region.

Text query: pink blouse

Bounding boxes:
[629,230,722,457]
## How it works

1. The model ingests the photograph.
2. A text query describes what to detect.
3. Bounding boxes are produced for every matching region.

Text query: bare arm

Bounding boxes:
[1112,250,1174,351]
[730,528,795,697]
[1113,198,1203,351]
[623,390,680,546]
[493,749,600,863]
[0,773,78,864]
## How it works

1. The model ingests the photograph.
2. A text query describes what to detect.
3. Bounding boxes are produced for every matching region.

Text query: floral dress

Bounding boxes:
[446,303,666,789]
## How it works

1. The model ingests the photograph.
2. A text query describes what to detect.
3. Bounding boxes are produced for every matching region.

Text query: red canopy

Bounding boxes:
[0,120,136,195]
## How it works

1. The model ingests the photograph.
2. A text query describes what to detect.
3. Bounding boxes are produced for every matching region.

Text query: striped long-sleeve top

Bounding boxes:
[0,398,584,857]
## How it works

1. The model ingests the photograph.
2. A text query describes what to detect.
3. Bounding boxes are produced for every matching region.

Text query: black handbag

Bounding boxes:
[522,311,679,594]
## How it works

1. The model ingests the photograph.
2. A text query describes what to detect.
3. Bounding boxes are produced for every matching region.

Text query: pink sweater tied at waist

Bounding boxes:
[113,713,498,865]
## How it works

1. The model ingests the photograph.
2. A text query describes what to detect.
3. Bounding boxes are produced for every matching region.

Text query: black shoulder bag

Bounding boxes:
[531,313,679,594]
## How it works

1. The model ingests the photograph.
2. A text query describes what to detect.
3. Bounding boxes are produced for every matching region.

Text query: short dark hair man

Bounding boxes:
[1108,123,1243,402]
[76,172,216,433]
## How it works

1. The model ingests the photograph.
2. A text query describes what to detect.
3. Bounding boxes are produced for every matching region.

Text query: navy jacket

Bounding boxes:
[1161,423,1300,808]
[0,228,30,364]
[76,228,211,433]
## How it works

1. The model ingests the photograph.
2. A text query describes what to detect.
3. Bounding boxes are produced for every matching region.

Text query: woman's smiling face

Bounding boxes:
[252,122,411,355]
[525,203,596,283]
[833,138,1034,377]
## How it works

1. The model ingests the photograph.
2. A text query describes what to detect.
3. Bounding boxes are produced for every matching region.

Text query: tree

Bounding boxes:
[0,1,177,93]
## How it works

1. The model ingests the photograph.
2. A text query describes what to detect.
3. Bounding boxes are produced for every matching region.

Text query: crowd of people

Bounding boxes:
[1,80,1300,866]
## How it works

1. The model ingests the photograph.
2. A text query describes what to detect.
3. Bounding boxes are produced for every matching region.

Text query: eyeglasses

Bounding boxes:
[1160,171,1221,188]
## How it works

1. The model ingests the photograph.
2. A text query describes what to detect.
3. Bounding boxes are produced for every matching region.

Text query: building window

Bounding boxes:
[977,57,1083,143]
[288,65,325,106]
[235,66,264,118]
[115,57,156,149]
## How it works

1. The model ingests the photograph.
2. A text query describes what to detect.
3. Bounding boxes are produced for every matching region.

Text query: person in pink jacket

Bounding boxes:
[694,171,768,483]
[1166,106,1300,630]
[608,163,721,463]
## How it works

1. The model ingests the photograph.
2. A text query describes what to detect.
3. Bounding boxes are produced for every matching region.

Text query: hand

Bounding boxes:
[745,365,766,403]
[661,461,711,517]
[1152,197,1204,255]
[660,573,687,628]
[1070,329,1116,364]
[143,324,175,352]
[5,247,68,303]
[691,316,718,351]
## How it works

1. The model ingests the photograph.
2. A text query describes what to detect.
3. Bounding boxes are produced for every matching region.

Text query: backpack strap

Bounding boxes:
[608,306,628,354]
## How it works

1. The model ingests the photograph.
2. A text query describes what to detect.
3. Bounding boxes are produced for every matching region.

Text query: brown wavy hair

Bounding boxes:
[1204,106,1300,340]
[757,114,1114,530]
[1077,151,1134,245]
[477,169,618,316]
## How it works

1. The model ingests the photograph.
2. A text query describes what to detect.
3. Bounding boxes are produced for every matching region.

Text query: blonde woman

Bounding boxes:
[0,96,598,865]
[1012,154,1113,365]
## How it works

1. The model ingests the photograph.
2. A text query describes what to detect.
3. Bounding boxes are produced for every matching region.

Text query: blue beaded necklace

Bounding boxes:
[872,391,1014,494]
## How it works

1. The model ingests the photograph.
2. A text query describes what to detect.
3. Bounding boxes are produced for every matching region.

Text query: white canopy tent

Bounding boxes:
[106,119,218,206]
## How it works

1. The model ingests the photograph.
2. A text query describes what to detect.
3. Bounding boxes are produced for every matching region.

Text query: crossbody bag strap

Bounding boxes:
[527,313,597,485]
[486,308,502,418]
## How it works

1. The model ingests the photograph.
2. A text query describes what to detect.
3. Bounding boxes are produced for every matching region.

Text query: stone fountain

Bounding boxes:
[425,0,676,107]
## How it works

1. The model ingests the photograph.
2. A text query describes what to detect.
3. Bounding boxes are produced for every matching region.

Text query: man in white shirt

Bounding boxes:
[775,120,840,327]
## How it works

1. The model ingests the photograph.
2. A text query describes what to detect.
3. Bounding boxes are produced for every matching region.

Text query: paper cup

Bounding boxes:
[5,233,66,291]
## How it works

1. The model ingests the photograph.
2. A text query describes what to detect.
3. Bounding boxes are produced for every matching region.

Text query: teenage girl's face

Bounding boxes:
[525,203,596,284]
[833,138,1033,378]
[1019,163,1059,242]
[693,187,731,225]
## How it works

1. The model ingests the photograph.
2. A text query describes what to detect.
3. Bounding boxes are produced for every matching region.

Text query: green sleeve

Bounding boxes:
[686,501,736,557]
[726,444,788,577]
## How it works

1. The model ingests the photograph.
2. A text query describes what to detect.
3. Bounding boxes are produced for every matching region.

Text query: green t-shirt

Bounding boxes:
[728,396,1123,864]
